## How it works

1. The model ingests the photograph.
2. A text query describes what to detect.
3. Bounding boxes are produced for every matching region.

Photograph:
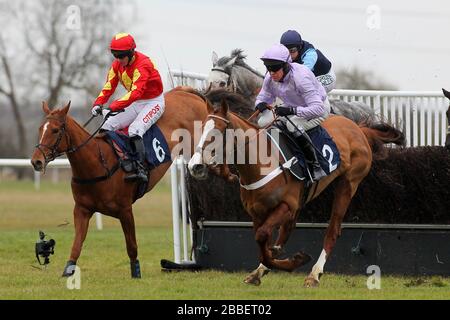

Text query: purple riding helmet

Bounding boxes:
[260,43,292,66]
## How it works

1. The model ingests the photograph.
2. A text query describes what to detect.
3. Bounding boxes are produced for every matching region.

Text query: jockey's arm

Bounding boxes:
[255,76,276,108]
[301,48,318,72]
[293,73,324,120]
[109,65,153,112]
[93,66,119,107]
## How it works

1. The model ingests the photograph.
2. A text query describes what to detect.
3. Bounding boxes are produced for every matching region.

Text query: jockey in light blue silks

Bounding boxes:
[255,43,329,181]
[280,30,336,93]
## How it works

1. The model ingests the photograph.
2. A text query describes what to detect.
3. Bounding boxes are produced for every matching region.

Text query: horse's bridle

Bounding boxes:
[34,116,72,164]
[210,67,232,87]
[195,114,231,158]
[207,114,230,125]
[34,113,111,166]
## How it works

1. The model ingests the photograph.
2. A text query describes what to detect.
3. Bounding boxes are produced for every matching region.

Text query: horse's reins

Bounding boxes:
[203,110,288,185]
[34,111,123,183]
[34,116,71,165]
[35,112,115,163]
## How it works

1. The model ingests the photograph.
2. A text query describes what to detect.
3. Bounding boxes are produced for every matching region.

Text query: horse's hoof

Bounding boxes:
[304,277,320,288]
[131,260,141,278]
[62,260,77,277]
[291,251,312,268]
[244,274,261,286]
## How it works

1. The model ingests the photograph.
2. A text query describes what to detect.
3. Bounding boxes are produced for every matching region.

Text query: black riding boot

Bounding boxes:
[125,136,148,183]
[294,131,327,181]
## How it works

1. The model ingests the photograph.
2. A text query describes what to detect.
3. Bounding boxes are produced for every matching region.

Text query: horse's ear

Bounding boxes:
[224,56,237,69]
[62,101,71,115]
[220,98,229,115]
[442,88,450,100]
[212,51,219,66]
[42,101,51,114]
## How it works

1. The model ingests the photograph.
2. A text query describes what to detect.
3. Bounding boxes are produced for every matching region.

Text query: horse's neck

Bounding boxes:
[231,65,263,97]
[229,113,278,184]
[65,117,104,172]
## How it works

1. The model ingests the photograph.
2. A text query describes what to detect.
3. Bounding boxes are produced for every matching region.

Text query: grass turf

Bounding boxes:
[0,180,449,300]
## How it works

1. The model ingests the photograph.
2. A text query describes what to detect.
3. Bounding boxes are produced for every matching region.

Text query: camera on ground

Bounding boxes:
[35,231,55,266]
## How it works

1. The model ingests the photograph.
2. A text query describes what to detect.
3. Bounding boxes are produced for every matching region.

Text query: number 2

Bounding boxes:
[322,144,337,172]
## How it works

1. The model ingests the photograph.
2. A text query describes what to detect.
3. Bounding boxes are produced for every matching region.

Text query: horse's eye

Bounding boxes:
[52,128,59,134]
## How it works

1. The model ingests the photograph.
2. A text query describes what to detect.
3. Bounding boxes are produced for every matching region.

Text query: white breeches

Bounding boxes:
[257,98,330,132]
[102,94,165,137]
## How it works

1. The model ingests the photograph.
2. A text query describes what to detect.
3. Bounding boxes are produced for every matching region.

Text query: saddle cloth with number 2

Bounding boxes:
[266,125,341,181]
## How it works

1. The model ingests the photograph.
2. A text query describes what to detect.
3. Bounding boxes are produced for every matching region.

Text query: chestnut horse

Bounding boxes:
[188,96,405,287]
[31,88,209,278]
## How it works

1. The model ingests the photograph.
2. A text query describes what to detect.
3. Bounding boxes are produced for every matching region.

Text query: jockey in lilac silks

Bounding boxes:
[255,43,330,181]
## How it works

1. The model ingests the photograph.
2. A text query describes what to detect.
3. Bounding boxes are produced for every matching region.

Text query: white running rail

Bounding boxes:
[329,89,448,147]
[168,69,448,147]
[0,159,103,230]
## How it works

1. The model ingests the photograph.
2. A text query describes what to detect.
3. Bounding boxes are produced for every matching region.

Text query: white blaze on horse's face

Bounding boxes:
[208,69,229,89]
[40,122,49,144]
[188,119,216,177]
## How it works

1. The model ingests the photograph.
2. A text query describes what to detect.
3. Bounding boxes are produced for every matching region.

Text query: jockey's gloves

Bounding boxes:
[92,105,103,117]
[255,102,269,112]
[275,106,296,117]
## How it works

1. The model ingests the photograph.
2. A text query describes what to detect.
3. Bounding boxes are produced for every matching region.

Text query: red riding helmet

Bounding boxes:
[110,33,136,51]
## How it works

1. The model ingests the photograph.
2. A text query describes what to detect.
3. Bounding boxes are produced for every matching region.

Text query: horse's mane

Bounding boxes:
[47,108,90,135]
[217,49,264,78]
[204,89,255,119]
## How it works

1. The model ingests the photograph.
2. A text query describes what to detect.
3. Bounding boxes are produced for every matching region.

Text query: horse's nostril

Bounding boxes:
[219,82,226,87]
[32,160,43,171]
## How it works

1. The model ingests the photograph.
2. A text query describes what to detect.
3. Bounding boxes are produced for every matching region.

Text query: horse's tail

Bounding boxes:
[360,122,406,159]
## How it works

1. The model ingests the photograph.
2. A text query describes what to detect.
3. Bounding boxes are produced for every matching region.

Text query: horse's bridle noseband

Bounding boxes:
[34,112,122,185]
[34,112,112,166]
[34,116,71,165]
[210,67,232,87]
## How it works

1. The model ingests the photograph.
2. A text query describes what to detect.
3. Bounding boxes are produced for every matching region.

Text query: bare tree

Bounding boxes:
[21,0,128,108]
[0,0,132,160]
[336,66,398,90]
[0,4,28,158]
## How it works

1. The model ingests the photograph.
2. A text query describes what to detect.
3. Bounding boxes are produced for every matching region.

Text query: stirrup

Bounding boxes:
[124,163,148,183]
[125,172,148,183]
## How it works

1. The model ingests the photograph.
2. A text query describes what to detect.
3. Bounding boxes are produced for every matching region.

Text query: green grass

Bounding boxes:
[0,180,449,300]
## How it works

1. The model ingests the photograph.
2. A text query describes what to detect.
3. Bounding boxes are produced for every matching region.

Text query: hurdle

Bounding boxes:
[162,156,199,270]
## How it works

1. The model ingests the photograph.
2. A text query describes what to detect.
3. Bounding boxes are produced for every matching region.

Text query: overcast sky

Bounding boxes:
[121,0,449,91]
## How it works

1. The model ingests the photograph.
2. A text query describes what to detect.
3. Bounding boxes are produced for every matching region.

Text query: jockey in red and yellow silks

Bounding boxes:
[92,33,165,183]
[93,47,163,112]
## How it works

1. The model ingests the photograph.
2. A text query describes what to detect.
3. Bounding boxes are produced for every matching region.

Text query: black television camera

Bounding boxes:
[35,231,55,266]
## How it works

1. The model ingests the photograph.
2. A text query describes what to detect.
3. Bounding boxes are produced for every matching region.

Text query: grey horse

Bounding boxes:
[208,49,265,99]
[207,49,377,123]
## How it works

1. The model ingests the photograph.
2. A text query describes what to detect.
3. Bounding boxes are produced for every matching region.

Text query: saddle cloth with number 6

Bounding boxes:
[266,125,340,181]
[105,125,171,169]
